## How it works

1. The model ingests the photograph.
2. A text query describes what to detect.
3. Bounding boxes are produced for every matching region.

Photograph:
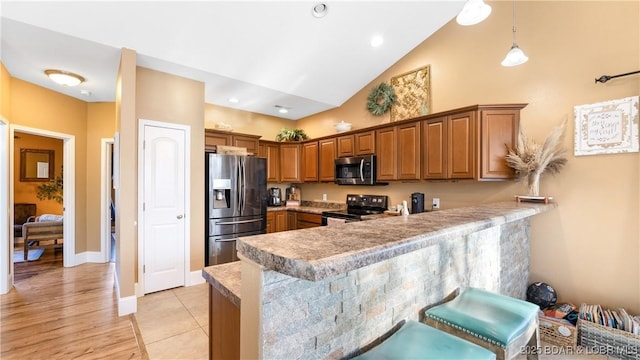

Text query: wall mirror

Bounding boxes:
[20,149,55,182]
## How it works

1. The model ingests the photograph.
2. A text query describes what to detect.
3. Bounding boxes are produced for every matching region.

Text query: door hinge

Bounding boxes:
[143,202,145,211]
[143,265,145,273]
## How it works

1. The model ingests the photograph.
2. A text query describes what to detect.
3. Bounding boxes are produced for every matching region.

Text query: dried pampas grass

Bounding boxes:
[506,119,568,196]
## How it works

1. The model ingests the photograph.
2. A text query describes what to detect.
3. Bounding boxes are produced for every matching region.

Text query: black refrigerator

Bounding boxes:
[205,153,267,266]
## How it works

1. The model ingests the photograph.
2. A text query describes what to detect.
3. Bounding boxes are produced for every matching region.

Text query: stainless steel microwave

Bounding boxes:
[334,154,377,185]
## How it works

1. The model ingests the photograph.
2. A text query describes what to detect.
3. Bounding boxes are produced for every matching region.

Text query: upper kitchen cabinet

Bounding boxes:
[376,122,420,181]
[421,104,525,180]
[337,135,354,157]
[355,130,375,155]
[302,141,319,182]
[279,143,302,183]
[258,140,280,183]
[205,129,261,155]
[318,138,336,182]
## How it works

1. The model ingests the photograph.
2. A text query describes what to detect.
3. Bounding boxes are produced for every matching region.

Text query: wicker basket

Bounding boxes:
[578,319,640,360]
[539,315,577,348]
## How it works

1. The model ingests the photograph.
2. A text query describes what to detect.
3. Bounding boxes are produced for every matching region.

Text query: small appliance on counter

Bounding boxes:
[268,187,282,206]
[411,192,425,214]
[285,184,301,206]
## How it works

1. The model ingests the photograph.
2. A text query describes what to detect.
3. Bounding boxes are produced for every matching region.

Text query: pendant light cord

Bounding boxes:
[511,0,517,45]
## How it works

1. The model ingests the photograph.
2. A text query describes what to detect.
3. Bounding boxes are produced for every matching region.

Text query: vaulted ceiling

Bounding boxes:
[1,1,464,120]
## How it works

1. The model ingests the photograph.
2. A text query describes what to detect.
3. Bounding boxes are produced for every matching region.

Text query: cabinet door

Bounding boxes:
[205,130,231,151]
[355,130,375,155]
[337,135,355,157]
[448,111,476,179]
[233,135,260,155]
[266,212,275,233]
[319,138,336,182]
[376,127,397,181]
[287,211,297,231]
[296,213,322,229]
[302,141,319,182]
[397,122,421,180]
[480,109,519,179]
[265,143,280,182]
[275,211,287,232]
[279,143,301,182]
[423,117,447,179]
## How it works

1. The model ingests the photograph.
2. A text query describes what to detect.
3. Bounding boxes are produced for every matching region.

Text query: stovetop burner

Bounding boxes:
[322,194,388,221]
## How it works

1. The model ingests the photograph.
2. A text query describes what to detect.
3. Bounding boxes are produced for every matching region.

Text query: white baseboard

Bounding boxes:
[188,269,206,286]
[72,251,108,266]
[118,295,137,316]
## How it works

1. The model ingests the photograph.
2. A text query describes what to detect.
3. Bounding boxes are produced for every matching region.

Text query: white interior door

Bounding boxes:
[142,124,186,294]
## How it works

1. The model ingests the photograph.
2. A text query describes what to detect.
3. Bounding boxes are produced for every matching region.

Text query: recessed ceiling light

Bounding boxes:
[370,35,384,48]
[80,90,92,96]
[228,97,239,103]
[44,69,85,87]
[312,3,328,18]
[275,105,289,114]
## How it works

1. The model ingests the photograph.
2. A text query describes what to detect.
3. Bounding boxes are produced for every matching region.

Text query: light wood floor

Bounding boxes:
[1,249,148,359]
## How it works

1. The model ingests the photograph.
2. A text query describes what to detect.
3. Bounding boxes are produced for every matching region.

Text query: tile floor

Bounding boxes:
[135,283,209,360]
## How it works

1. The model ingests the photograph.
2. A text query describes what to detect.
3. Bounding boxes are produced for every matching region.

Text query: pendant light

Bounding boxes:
[456,0,492,26]
[501,0,528,67]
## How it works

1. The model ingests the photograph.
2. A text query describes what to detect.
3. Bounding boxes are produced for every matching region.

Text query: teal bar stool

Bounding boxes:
[352,320,496,360]
[423,288,540,360]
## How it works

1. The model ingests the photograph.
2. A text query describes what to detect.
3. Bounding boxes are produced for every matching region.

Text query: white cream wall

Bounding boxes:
[295,1,640,314]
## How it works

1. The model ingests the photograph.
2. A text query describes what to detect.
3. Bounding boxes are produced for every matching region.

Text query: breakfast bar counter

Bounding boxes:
[204,201,557,359]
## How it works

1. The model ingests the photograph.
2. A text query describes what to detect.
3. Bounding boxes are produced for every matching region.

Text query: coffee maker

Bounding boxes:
[411,192,425,214]
[268,187,282,206]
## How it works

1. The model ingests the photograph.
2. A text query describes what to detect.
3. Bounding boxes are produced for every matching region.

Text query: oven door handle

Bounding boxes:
[360,159,364,182]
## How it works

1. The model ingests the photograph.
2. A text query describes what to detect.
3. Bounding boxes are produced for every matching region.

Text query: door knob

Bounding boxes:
[177,214,184,219]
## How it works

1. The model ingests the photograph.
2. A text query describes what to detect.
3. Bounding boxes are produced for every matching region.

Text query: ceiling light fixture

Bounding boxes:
[44,69,85,87]
[370,35,384,48]
[501,0,528,67]
[312,3,328,18]
[456,0,492,26]
[275,105,289,114]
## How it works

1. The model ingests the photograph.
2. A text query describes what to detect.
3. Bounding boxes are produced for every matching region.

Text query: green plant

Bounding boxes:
[367,82,396,116]
[275,128,309,142]
[37,169,63,204]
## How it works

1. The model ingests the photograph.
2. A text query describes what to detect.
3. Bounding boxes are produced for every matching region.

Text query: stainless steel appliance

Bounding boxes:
[335,154,381,185]
[206,153,267,266]
[321,194,388,225]
[268,187,282,206]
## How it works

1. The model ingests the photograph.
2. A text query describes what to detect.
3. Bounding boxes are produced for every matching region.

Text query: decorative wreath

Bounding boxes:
[367,82,396,116]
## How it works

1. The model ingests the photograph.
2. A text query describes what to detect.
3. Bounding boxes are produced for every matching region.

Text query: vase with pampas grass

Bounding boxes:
[505,119,568,197]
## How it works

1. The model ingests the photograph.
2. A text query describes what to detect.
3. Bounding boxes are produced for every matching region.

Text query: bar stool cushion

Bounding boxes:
[424,288,539,348]
[353,320,495,360]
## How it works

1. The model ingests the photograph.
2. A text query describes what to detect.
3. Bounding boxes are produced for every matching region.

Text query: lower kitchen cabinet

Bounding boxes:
[287,211,298,231]
[210,286,240,360]
[267,210,287,233]
[296,212,322,229]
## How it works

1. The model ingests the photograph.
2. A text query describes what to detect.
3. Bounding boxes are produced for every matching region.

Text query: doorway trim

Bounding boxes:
[136,119,191,296]
[0,117,9,294]
[9,125,76,268]
[100,138,114,263]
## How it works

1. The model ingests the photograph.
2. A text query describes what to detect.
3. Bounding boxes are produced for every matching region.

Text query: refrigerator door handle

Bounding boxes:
[214,237,238,243]
[215,218,264,225]
[240,157,245,214]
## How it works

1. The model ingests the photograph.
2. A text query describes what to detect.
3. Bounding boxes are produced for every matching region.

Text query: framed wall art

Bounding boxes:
[390,65,431,122]
[574,96,639,156]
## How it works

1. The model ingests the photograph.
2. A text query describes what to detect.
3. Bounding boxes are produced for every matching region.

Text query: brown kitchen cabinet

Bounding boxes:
[318,138,336,182]
[210,286,240,360]
[279,143,302,183]
[301,141,319,182]
[259,140,280,182]
[266,210,287,233]
[296,212,322,229]
[421,104,524,180]
[287,211,297,231]
[205,129,261,154]
[337,135,354,157]
[355,130,375,155]
[266,211,274,233]
[375,122,420,181]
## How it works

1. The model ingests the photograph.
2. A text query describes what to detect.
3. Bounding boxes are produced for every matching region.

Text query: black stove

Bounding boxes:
[322,194,388,224]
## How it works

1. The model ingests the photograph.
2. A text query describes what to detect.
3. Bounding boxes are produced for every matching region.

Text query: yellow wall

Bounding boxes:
[13,132,64,215]
[1,63,10,120]
[10,78,89,253]
[205,104,293,141]
[86,103,116,252]
[297,1,640,313]
[136,66,205,273]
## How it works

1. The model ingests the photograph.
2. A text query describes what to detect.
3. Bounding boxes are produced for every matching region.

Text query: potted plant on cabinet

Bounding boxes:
[275,128,309,142]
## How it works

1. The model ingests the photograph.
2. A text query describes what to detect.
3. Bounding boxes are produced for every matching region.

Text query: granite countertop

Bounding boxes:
[237,201,557,282]
[202,262,242,307]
